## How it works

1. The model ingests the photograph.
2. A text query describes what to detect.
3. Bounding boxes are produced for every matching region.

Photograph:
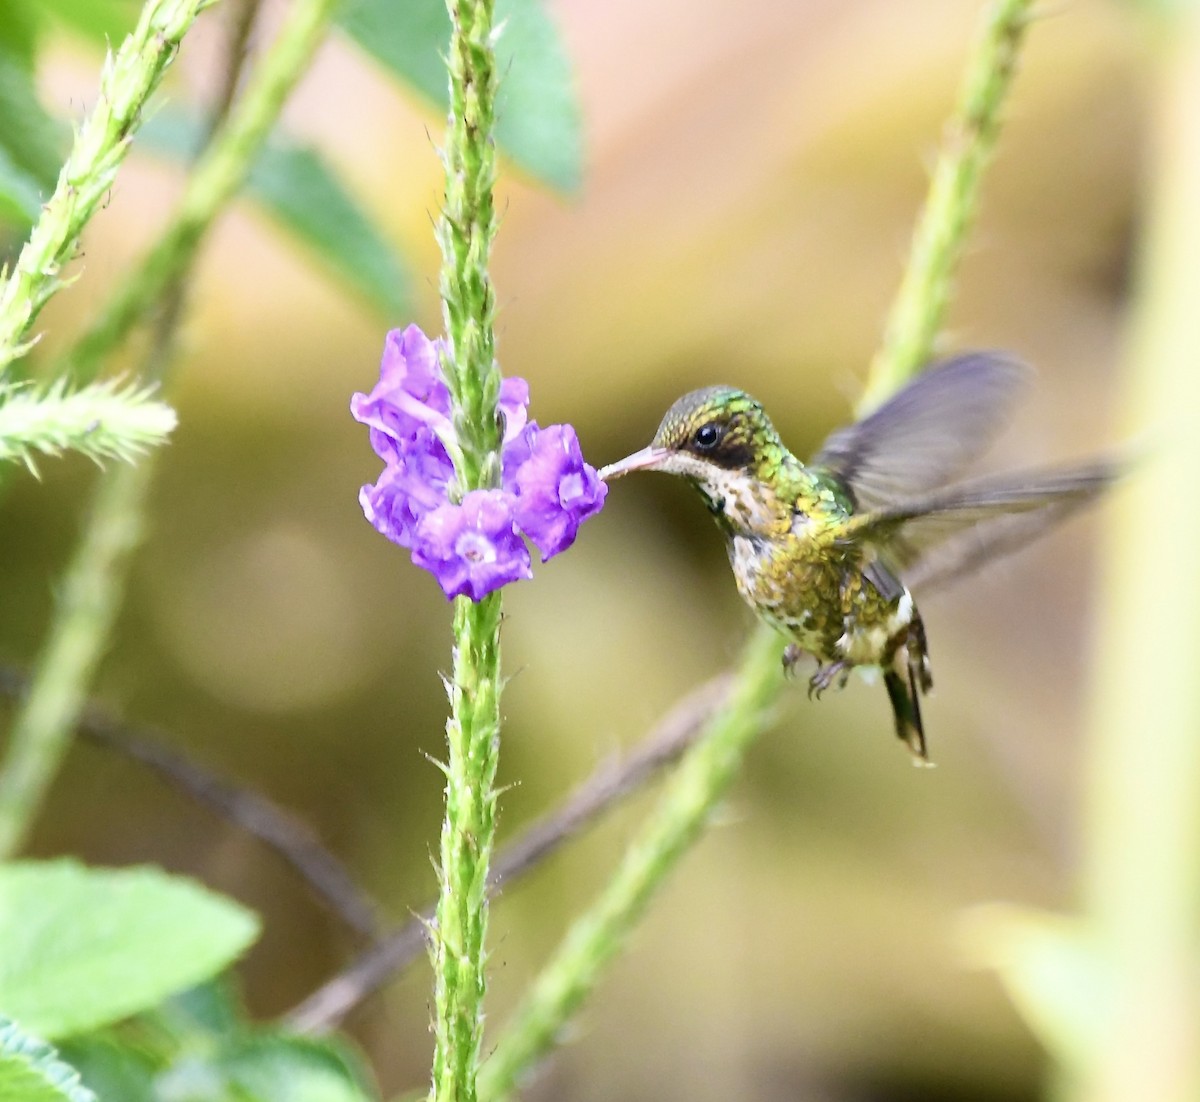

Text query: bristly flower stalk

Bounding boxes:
[0,380,176,472]
[475,0,1038,1095]
[429,1,504,1101]
[351,10,604,1088]
[438,0,502,493]
[0,0,214,376]
[861,0,1032,412]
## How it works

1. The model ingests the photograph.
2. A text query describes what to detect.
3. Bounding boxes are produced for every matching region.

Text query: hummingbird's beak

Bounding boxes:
[599,446,672,481]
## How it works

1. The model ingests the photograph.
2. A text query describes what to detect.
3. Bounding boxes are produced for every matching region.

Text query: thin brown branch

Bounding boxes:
[284,673,733,1034]
[206,0,264,146]
[0,664,385,939]
[144,0,264,376]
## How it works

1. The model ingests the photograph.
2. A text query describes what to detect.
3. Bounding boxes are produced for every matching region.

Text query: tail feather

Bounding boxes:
[884,667,926,761]
[884,616,933,762]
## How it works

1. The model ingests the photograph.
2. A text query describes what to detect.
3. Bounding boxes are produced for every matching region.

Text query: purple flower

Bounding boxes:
[350,325,452,462]
[498,376,530,443]
[381,324,450,415]
[508,424,608,560]
[412,490,532,600]
[352,324,605,600]
[359,428,455,548]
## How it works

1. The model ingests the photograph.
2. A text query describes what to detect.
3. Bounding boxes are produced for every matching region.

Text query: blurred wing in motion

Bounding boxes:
[811,352,1029,511]
[844,459,1121,587]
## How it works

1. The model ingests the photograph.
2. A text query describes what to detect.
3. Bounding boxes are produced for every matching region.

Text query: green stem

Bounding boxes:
[861,0,1032,412]
[0,461,150,857]
[1076,11,1200,1101]
[66,0,342,383]
[0,0,339,857]
[477,0,1034,1092]
[436,0,502,486]
[0,0,214,377]
[0,379,176,467]
[478,627,782,1102]
[427,3,503,1102]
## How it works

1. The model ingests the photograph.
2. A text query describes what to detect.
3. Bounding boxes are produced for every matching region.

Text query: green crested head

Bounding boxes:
[600,386,788,485]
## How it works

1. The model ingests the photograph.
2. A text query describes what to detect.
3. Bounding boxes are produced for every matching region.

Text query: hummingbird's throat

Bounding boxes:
[688,465,784,536]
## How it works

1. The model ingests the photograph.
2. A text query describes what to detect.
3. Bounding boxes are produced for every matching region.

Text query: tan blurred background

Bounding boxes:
[0,1,1147,1098]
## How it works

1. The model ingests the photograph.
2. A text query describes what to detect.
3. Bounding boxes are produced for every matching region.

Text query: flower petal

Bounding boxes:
[351,326,454,459]
[508,423,607,560]
[498,376,530,443]
[412,489,532,600]
[358,429,455,548]
[354,325,604,593]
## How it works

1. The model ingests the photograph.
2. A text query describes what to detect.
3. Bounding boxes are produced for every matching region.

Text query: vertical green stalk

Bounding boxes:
[0,463,150,856]
[428,2,503,1102]
[478,1,1034,1094]
[437,0,502,484]
[0,0,213,375]
[1075,11,1200,1101]
[478,628,782,1102]
[0,0,341,858]
[861,0,1031,412]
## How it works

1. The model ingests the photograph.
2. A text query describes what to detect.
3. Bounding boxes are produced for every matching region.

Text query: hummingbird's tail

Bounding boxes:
[884,615,933,762]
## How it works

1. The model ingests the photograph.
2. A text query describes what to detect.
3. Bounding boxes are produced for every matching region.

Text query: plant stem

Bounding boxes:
[0,0,213,377]
[476,0,1035,1093]
[1077,11,1200,1100]
[478,627,782,1101]
[67,0,341,383]
[437,0,502,482]
[861,0,1032,412]
[427,2,503,1102]
[285,674,731,1034]
[0,380,176,467]
[0,461,151,857]
[0,0,337,857]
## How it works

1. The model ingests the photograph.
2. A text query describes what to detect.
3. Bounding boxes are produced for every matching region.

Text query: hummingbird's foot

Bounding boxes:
[808,660,850,700]
[782,644,805,675]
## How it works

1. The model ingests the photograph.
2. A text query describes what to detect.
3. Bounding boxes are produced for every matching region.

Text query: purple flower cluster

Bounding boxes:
[352,325,607,600]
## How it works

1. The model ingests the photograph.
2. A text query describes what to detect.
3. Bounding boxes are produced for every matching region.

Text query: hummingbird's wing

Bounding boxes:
[842,459,1120,589]
[810,352,1029,511]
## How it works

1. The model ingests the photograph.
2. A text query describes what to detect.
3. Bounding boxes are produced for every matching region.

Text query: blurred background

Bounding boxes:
[0,0,1164,1099]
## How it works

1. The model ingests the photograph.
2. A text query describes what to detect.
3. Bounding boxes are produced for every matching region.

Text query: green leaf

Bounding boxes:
[246,141,411,318]
[151,980,245,1043]
[0,1018,96,1102]
[138,112,410,318]
[55,991,378,1102]
[959,904,1106,1075]
[337,0,582,191]
[0,861,260,1040]
[55,1037,156,1102]
[219,1035,378,1102]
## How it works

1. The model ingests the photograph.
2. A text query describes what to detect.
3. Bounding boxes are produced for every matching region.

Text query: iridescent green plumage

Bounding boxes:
[601,354,1117,761]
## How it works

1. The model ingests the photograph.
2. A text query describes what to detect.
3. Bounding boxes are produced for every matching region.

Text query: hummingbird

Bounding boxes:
[599,353,1118,761]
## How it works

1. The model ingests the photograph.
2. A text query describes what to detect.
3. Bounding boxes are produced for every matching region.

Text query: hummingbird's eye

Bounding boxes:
[693,423,722,451]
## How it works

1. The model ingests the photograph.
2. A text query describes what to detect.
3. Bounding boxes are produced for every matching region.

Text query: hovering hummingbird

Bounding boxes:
[599,353,1117,762]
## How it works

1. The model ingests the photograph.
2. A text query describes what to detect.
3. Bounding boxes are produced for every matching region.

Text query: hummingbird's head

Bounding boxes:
[599,386,783,486]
